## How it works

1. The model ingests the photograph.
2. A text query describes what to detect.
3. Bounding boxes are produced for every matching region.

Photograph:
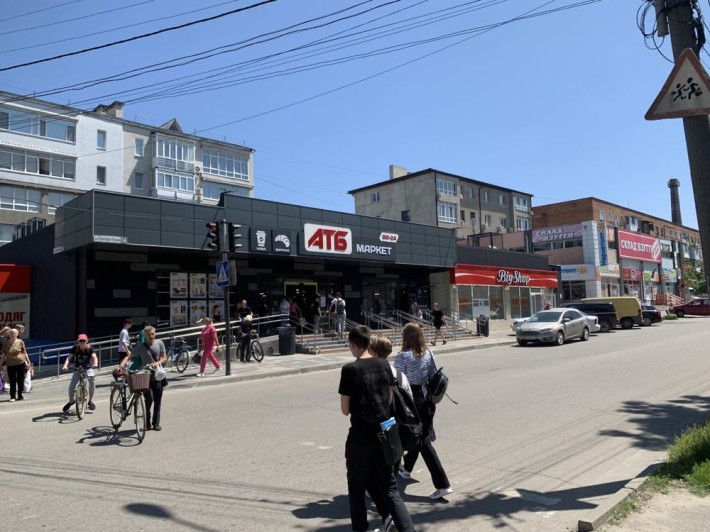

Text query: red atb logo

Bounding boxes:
[304,224,352,254]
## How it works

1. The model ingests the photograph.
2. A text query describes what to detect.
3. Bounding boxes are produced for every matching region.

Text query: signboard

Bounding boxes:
[599,231,608,266]
[532,223,583,243]
[216,260,230,288]
[646,48,710,120]
[300,223,396,262]
[560,264,599,281]
[452,264,558,288]
[170,272,188,298]
[617,230,662,263]
[272,230,293,254]
[600,264,620,278]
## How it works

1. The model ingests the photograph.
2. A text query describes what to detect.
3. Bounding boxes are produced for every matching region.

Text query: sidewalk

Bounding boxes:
[2,328,692,531]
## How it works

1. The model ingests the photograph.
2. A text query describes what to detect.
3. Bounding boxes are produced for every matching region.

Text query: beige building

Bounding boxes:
[348,166,533,239]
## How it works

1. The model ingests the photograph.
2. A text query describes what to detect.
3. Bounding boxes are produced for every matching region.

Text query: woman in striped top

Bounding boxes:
[393,322,453,500]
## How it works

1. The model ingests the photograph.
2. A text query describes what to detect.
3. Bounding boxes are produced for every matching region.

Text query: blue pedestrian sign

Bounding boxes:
[216,260,230,287]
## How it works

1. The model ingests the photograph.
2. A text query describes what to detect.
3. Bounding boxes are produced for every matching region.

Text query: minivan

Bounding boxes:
[582,297,643,329]
[561,301,619,332]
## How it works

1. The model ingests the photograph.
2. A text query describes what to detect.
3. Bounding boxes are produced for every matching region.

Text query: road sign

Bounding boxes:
[216,260,230,288]
[646,48,710,120]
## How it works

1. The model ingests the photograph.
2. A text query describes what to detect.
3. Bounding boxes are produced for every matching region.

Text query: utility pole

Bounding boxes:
[664,0,710,292]
[220,220,232,376]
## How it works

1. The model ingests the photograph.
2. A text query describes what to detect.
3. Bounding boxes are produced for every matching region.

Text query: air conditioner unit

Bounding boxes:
[459,194,464,199]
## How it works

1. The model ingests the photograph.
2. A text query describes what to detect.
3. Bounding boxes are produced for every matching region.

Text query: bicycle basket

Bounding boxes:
[127,370,151,392]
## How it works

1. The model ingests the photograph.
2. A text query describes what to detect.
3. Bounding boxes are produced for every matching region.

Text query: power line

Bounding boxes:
[0,0,86,24]
[0,0,279,73]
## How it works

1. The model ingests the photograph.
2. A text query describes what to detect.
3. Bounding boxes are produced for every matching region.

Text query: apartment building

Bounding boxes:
[348,166,533,239]
[0,91,254,246]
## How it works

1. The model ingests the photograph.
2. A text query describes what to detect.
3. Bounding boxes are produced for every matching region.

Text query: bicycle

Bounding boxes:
[72,366,94,420]
[109,368,150,442]
[167,336,190,373]
[237,330,264,363]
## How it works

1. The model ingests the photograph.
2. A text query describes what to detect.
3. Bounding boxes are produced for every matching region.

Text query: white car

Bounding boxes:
[516,308,593,346]
[511,317,529,332]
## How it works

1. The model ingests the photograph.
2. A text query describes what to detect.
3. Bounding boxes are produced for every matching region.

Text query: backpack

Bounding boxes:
[335,299,345,315]
[393,370,423,451]
[427,351,458,405]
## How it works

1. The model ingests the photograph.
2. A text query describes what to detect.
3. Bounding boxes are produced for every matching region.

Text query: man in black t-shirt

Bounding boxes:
[338,326,414,532]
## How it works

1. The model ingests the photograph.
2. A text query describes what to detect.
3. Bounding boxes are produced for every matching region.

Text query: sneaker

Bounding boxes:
[443,340,447,344]
[9,398,15,402]
[153,424,162,431]
[62,401,74,412]
[429,487,453,500]
[431,341,436,346]
[196,373,203,377]
[397,466,411,480]
[213,367,221,374]
[88,401,96,411]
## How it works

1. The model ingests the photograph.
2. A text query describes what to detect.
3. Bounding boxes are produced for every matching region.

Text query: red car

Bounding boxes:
[669,298,710,317]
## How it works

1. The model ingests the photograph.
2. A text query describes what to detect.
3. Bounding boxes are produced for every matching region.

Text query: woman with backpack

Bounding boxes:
[393,322,453,500]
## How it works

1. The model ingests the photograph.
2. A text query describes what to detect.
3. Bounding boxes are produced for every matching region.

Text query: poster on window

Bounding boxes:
[170,272,188,298]
[208,274,222,299]
[190,273,207,298]
[190,299,207,324]
[170,300,188,327]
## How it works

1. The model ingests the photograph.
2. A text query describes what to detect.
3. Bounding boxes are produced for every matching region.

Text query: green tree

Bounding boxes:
[683,262,707,295]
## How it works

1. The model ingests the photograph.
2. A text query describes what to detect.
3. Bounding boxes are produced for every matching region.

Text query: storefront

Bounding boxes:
[0,264,31,334]
[617,229,662,304]
[559,264,599,301]
[451,263,558,326]
[0,191,456,340]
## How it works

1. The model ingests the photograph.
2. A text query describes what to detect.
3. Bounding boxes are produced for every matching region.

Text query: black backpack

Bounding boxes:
[427,352,458,405]
[393,370,423,451]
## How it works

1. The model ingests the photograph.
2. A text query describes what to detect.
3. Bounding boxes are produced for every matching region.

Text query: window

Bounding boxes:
[514,196,529,212]
[134,138,144,156]
[499,217,507,229]
[371,192,380,203]
[498,194,507,205]
[0,146,75,180]
[401,210,410,222]
[202,183,248,199]
[483,214,492,227]
[599,209,605,221]
[156,171,195,193]
[470,211,476,226]
[0,223,13,245]
[0,106,75,142]
[0,186,41,212]
[516,218,530,230]
[437,201,456,223]
[48,192,77,215]
[460,210,465,224]
[436,179,456,196]
[134,172,145,190]
[157,137,195,172]
[483,190,489,203]
[97,130,106,150]
[201,148,248,181]
[97,166,107,185]
[469,187,475,199]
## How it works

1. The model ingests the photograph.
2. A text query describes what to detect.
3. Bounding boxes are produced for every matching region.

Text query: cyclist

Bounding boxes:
[62,334,98,412]
[238,313,254,363]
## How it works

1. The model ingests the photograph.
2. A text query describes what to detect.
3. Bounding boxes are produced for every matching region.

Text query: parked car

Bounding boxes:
[511,317,529,332]
[516,308,592,346]
[668,298,710,317]
[560,301,619,333]
[582,296,643,329]
[641,304,663,326]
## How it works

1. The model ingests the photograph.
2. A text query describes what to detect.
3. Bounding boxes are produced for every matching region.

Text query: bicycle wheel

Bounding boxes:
[74,380,87,420]
[109,385,125,430]
[133,392,147,443]
[251,340,264,363]
[175,349,189,373]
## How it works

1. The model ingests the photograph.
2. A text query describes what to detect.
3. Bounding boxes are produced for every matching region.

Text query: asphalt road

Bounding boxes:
[2,318,709,531]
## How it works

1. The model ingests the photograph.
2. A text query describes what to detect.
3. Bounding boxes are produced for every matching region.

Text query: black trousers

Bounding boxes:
[144,379,164,426]
[402,387,450,489]
[345,432,414,532]
[7,363,26,400]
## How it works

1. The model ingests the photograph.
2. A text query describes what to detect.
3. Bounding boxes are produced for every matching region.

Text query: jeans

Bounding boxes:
[7,363,26,400]
[144,379,164,426]
[345,432,414,532]
[239,334,251,362]
[68,369,96,401]
[402,387,450,489]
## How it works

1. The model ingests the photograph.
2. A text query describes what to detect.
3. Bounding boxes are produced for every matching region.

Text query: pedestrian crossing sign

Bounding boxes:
[216,260,230,287]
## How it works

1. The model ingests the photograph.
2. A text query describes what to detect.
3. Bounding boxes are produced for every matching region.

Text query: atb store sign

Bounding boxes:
[617,230,662,263]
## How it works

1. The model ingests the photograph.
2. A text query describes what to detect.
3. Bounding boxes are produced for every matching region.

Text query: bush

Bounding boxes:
[662,422,710,478]
[688,460,710,493]
[663,313,678,320]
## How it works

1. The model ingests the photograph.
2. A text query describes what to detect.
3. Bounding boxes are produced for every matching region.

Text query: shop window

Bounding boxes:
[489,285,504,319]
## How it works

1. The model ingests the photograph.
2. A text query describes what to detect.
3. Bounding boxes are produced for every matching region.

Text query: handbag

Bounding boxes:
[192,352,202,364]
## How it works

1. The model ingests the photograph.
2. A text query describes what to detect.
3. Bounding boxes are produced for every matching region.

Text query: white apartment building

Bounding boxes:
[0,92,254,245]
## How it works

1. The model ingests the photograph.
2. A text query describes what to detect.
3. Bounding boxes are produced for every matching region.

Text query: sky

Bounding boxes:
[0,0,703,230]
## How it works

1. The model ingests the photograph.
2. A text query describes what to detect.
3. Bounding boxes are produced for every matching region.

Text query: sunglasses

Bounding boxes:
[78,339,87,343]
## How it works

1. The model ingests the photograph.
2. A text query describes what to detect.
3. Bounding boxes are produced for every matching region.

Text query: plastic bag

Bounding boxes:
[154,363,166,381]
[23,369,32,393]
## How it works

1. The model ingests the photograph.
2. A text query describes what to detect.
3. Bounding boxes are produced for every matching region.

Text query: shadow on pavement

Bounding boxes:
[76,425,144,447]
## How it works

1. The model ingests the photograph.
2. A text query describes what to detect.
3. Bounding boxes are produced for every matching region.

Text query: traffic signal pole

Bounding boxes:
[220,220,232,376]
[665,0,710,291]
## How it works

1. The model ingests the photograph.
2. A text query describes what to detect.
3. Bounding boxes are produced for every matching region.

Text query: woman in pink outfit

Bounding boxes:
[197,317,221,377]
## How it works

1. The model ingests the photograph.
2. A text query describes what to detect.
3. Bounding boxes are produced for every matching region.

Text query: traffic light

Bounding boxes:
[228,223,242,252]
[205,222,220,251]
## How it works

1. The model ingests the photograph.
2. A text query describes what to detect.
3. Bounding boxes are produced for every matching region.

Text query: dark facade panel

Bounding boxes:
[277,203,301,218]
[457,245,550,270]
[321,210,344,225]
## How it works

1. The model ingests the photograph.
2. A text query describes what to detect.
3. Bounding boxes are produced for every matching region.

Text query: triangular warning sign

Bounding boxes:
[646,48,710,120]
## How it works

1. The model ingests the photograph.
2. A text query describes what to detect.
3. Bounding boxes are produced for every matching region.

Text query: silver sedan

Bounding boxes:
[516,308,592,346]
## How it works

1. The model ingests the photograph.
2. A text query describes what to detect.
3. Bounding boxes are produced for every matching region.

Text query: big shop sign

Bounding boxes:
[303,224,396,261]
[452,264,558,288]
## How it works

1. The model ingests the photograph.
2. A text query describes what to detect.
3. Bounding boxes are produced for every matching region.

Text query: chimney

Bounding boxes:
[93,101,124,119]
[668,178,682,225]
[389,164,408,180]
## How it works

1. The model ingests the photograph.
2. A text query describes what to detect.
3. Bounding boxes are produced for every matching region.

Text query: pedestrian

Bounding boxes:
[0,326,10,390]
[0,328,31,402]
[197,317,221,377]
[237,299,252,319]
[368,334,412,398]
[118,318,132,364]
[137,321,150,343]
[279,297,291,326]
[62,334,98,412]
[211,304,223,322]
[338,325,415,532]
[131,326,167,431]
[543,302,552,310]
[311,297,322,334]
[329,292,347,339]
[290,296,302,322]
[394,322,453,500]
[431,302,447,346]
[238,313,254,362]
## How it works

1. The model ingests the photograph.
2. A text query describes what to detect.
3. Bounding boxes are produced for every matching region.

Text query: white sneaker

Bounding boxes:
[196,373,203,377]
[429,487,453,500]
[213,367,221,374]
[397,466,411,480]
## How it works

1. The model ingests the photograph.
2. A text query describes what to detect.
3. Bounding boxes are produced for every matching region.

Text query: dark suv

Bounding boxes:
[560,301,619,332]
